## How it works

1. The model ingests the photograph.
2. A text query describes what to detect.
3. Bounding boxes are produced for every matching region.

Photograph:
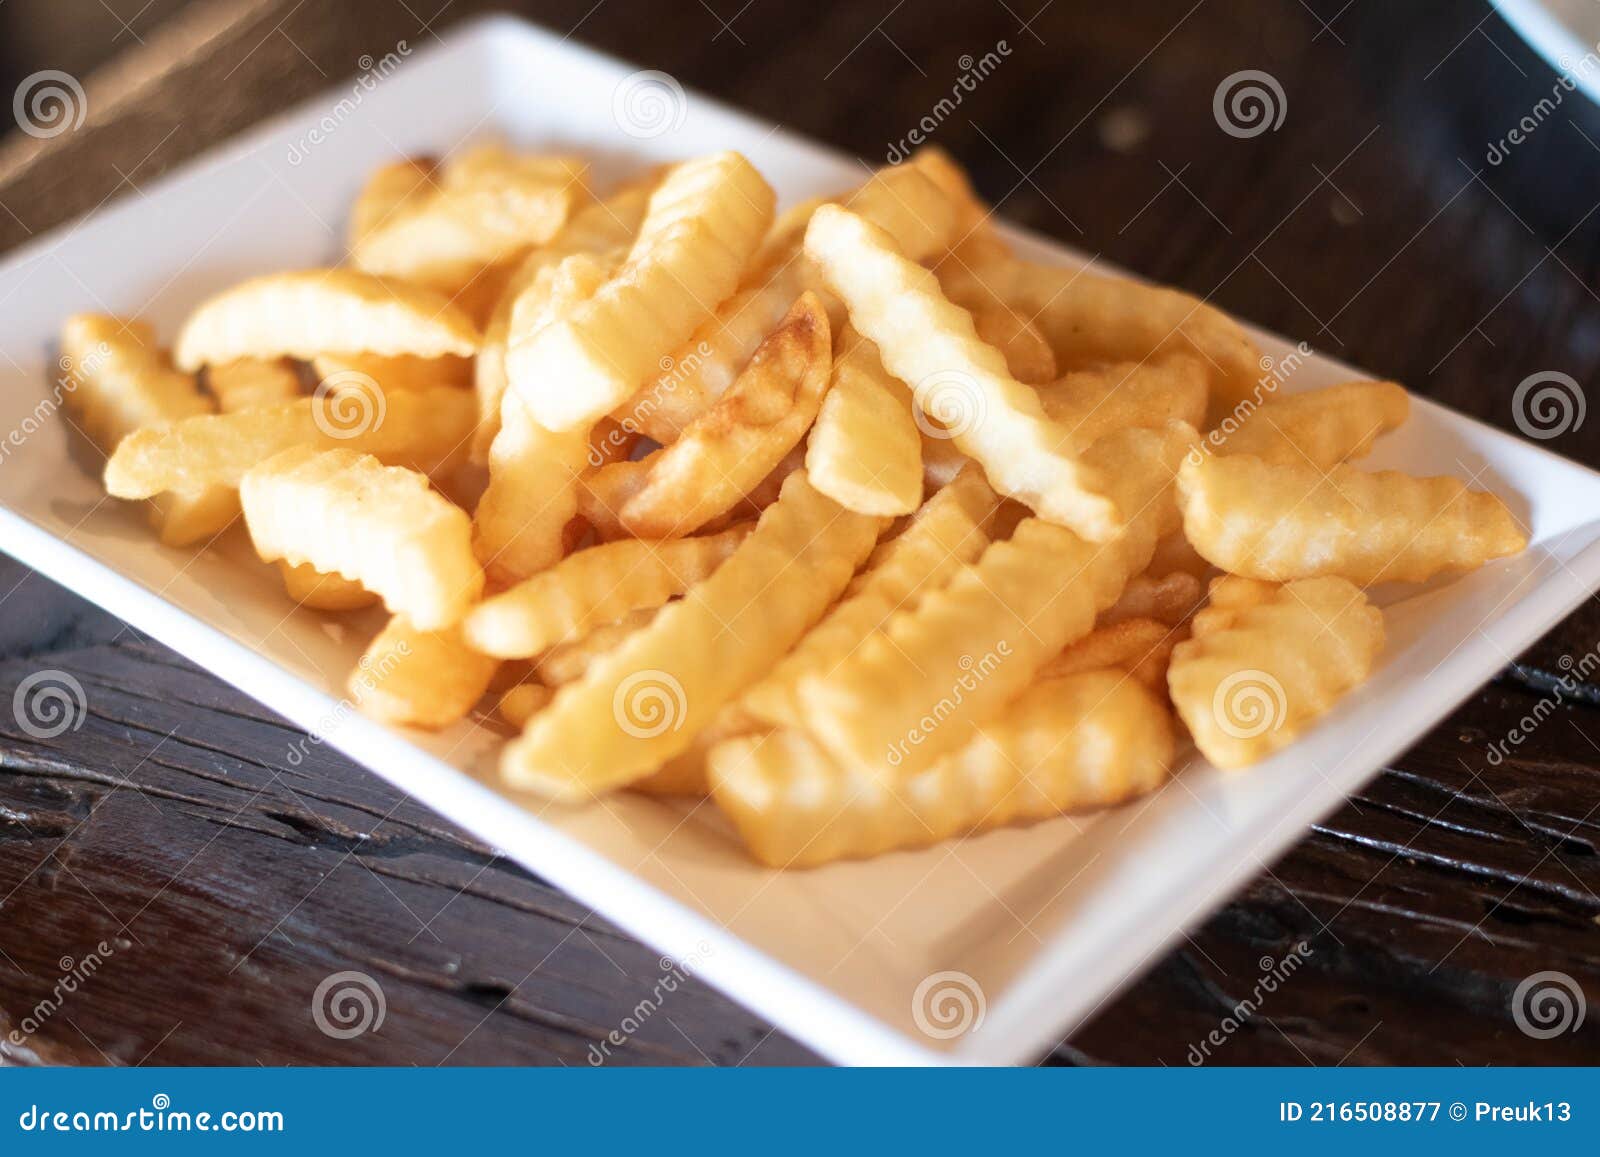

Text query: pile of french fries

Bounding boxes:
[64,142,1528,868]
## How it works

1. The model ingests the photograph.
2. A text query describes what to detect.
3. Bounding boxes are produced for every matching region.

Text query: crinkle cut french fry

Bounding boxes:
[743,465,1001,728]
[609,162,958,443]
[352,616,500,729]
[472,394,594,585]
[804,205,1120,541]
[1099,570,1203,627]
[507,152,775,430]
[499,471,884,800]
[804,329,924,517]
[710,670,1174,868]
[1205,380,1410,468]
[575,458,650,543]
[174,269,481,370]
[1038,617,1185,692]
[463,523,752,658]
[534,607,658,687]
[618,294,832,538]
[1035,354,1209,453]
[1177,453,1528,584]
[279,560,378,611]
[241,446,483,630]
[909,145,1012,265]
[970,301,1057,385]
[348,157,436,247]
[209,358,302,412]
[147,487,241,548]
[794,422,1193,777]
[1168,576,1385,769]
[104,386,477,497]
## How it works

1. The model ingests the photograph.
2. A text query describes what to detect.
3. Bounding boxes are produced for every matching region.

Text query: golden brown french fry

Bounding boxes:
[1202,380,1410,467]
[534,608,658,687]
[710,670,1174,867]
[804,329,923,516]
[463,524,752,658]
[241,446,483,630]
[175,270,480,369]
[1099,570,1203,627]
[805,205,1120,541]
[970,301,1057,385]
[617,294,832,537]
[1038,617,1185,691]
[499,471,884,799]
[1035,354,1209,452]
[352,616,499,729]
[498,681,555,728]
[105,386,476,497]
[208,358,302,412]
[348,157,436,247]
[472,397,594,584]
[794,422,1192,776]
[743,465,1000,728]
[1168,576,1385,768]
[1177,453,1528,584]
[278,560,379,610]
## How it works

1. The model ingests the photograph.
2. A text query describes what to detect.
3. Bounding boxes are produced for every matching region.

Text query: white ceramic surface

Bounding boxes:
[2,15,1597,1066]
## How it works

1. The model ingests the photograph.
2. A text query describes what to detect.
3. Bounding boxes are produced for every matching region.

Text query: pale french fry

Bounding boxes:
[500,471,884,799]
[105,386,476,497]
[174,270,481,369]
[794,422,1192,776]
[1099,570,1203,627]
[1035,354,1209,452]
[278,560,378,610]
[506,152,775,430]
[971,301,1057,385]
[61,315,236,546]
[1168,576,1385,768]
[574,458,650,543]
[348,157,436,247]
[352,153,587,291]
[1205,380,1410,467]
[499,681,555,728]
[609,162,959,442]
[207,358,302,412]
[312,352,472,394]
[241,446,483,630]
[710,670,1174,867]
[804,329,924,516]
[473,179,657,460]
[1038,617,1185,691]
[1177,453,1528,584]
[743,465,1001,727]
[463,524,752,658]
[534,608,658,687]
[617,294,832,537]
[472,396,594,584]
[351,616,500,729]
[805,205,1120,541]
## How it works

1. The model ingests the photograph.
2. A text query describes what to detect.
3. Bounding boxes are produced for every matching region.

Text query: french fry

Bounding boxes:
[506,152,775,430]
[60,314,236,546]
[793,422,1193,776]
[970,301,1057,385]
[472,397,594,584]
[1099,569,1203,627]
[352,616,500,729]
[352,150,587,291]
[804,329,924,516]
[500,471,884,799]
[609,162,959,442]
[574,458,650,543]
[805,205,1121,541]
[1177,453,1528,584]
[1038,617,1185,691]
[1207,380,1410,467]
[278,560,378,611]
[1035,354,1209,452]
[241,446,483,630]
[743,465,1001,727]
[617,294,832,537]
[909,145,1011,264]
[1147,530,1212,581]
[207,358,302,412]
[1168,576,1385,768]
[105,386,476,497]
[534,608,658,687]
[710,670,1174,867]
[499,681,554,728]
[313,352,472,394]
[173,270,481,369]
[463,524,752,658]
[348,157,436,247]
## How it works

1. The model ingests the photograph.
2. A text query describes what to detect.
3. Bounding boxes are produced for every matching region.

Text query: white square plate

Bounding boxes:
[2,15,1597,1066]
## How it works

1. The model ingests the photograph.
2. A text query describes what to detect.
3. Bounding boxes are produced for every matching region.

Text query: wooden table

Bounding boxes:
[2,0,1597,1065]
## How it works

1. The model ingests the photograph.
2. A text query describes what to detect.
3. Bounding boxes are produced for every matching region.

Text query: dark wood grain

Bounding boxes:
[2,0,1599,1066]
